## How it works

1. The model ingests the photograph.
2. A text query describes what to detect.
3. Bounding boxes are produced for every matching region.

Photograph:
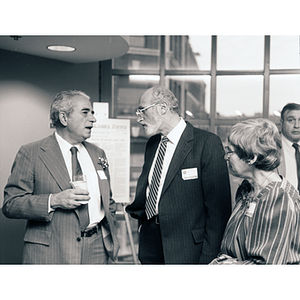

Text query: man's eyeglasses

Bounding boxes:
[224,146,235,159]
[136,102,162,118]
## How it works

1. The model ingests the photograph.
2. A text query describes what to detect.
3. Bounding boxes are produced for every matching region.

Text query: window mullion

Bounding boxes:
[159,36,165,86]
[210,35,217,133]
[263,35,270,119]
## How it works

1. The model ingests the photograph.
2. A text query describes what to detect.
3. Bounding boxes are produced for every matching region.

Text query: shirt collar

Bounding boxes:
[165,118,186,146]
[282,134,300,148]
[55,132,83,154]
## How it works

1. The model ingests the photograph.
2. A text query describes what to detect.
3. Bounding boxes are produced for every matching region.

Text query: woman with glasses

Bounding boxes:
[210,118,300,264]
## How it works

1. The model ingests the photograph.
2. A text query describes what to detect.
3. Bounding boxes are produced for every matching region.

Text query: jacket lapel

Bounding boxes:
[161,122,194,195]
[39,133,71,191]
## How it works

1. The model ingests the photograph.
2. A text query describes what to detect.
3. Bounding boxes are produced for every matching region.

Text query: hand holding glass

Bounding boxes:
[70,175,89,204]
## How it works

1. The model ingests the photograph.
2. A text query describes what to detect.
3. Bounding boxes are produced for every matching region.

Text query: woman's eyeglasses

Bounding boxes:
[224,146,235,159]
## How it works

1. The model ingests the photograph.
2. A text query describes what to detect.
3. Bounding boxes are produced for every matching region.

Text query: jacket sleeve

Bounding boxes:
[125,135,159,220]
[3,145,54,222]
[199,134,232,263]
[101,150,117,223]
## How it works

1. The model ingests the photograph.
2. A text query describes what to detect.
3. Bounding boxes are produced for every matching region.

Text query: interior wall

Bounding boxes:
[0,49,100,263]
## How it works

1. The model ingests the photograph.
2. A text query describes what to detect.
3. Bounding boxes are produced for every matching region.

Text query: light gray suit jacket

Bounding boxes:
[3,133,119,264]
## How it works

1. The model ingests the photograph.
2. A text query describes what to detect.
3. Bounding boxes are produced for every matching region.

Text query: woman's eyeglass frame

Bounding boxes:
[224,146,236,159]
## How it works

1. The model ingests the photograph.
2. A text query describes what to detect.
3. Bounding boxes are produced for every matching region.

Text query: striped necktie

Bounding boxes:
[145,136,169,220]
[292,143,300,192]
[70,146,89,231]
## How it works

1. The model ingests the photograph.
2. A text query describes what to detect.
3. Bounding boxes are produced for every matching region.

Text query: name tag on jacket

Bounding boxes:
[97,170,107,180]
[181,168,198,180]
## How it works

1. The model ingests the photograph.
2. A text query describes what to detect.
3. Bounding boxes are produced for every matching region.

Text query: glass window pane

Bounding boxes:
[113,36,160,70]
[166,35,211,70]
[112,75,159,119]
[269,74,300,123]
[217,36,264,70]
[216,75,264,118]
[270,36,300,69]
[165,75,211,120]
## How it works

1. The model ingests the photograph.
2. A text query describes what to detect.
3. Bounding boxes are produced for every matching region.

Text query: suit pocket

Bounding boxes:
[24,229,51,246]
[191,228,204,244]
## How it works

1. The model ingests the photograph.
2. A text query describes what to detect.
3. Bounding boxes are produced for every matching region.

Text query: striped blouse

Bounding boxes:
[211,177,300,265]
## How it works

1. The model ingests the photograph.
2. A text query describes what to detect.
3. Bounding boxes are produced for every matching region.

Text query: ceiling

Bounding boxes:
[0,35,129,63]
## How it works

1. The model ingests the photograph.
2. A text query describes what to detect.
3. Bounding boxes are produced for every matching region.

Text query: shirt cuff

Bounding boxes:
[48,194,55,213]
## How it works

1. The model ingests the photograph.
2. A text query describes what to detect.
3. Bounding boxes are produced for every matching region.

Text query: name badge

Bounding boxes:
[97,170,107,180]
[245,202,256,217]
[181,168,198,180]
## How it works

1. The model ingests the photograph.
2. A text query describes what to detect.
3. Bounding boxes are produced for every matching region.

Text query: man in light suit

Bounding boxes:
[126,86,231,264]
[277,102,300,192]
[3,90,119,264]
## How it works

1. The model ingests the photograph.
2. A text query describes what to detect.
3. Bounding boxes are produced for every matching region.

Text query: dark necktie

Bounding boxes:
[70,146,89,231]
[145,136,169,219]
[292,143,300,192]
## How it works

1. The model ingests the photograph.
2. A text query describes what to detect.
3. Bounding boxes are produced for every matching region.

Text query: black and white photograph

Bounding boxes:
[0,2,299,299]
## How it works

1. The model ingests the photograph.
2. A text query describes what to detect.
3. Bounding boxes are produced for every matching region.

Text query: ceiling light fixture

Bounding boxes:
[47,45,76,52]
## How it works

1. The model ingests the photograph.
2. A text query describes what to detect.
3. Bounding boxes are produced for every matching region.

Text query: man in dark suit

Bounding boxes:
[126,86,231,264]
[3,90,119,264]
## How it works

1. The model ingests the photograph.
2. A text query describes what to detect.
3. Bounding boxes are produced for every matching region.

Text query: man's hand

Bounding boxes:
[50,188,90,210]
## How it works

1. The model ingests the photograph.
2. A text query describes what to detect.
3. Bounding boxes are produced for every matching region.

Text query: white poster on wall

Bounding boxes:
[93,102,109,120]
[88,103,130,203]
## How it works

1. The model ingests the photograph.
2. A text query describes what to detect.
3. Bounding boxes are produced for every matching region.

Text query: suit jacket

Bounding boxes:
[126,122,232,264]
[3,133,119,264]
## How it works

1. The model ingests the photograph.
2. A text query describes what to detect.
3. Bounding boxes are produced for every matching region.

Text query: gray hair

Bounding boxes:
[50,90,90,127]
[227,118,282,171]
[143,85,180,114]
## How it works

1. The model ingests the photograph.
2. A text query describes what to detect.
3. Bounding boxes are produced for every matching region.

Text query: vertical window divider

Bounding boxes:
[159,36,165,86]
[210,35,217,133]
[263,35,270,119]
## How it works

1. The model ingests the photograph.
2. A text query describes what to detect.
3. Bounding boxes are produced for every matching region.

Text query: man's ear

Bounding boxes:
[59,112,68,127]
[160,101,168,115]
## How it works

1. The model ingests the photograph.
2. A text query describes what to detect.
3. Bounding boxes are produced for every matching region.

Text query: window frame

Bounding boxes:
[101,35,300,134]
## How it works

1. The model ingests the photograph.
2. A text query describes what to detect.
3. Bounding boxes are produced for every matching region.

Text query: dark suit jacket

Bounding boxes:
[3,133,119,264]
[126,122,231,264]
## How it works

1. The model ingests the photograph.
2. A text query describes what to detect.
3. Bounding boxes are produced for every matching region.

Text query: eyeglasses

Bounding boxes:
[136,102,162,118]
[224,146,235,159]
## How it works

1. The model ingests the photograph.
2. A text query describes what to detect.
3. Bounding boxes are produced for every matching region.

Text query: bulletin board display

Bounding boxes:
[88,103,130,203]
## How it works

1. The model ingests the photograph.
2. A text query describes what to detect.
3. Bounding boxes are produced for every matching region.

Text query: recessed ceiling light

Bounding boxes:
[47,45,76,52]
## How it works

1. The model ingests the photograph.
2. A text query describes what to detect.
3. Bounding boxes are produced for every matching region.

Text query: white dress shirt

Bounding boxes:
[281,134,299,189]
[50,132,104,229]
[147,118,187,214]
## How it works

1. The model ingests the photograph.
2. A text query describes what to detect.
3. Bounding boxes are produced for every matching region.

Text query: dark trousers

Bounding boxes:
[138,216,165,264]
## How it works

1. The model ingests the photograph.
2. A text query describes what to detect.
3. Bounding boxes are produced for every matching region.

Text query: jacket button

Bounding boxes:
[77,237,81,242]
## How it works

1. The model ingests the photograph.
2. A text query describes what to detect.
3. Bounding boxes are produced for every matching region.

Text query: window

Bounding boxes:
[216,75,264,118]
[113,36,160,70]
[166,35,211,70]
[270,36,299,69]
[269,74,300,122]
[217,36,264,70]
[108,35,299,134]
